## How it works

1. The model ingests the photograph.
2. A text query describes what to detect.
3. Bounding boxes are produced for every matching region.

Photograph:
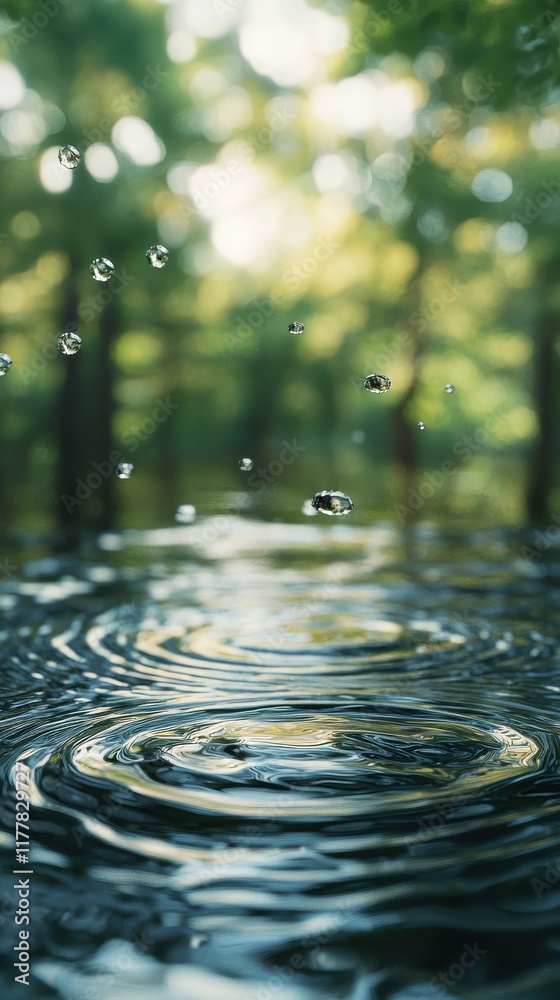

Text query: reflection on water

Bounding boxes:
[1,519,560,999]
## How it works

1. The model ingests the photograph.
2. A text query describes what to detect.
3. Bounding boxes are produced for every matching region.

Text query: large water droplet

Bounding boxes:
[417,421,426,431]
[239,458,253,472]
[146,245,169,269]
[90,258,115,282]
[57,332,82,356]
[363,373,391,393]
[311,490,354,516]
[116,463,134,480]
[288,321,304,335]
[444,383,455,394]
[175,504,196,524]
[0,353,13,376]
[58,144,81,169]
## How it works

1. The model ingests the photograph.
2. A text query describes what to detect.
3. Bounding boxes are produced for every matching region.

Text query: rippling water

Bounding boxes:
[1,519,560,1000]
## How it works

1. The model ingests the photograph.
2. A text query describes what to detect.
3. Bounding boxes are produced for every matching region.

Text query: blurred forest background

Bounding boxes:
[0,0,559,533]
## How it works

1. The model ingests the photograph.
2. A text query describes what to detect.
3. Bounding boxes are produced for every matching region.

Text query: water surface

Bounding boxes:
[1,520,559,1000]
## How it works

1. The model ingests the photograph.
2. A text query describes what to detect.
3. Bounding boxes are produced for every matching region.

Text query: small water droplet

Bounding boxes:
[288,321,304,335]
[311,490,354,516]
[175,504,196,523]
[417,421,426,430]
[239,457,253,472]
[0,354,13,376]
[146,244,169,268]
[444,383,455,394]
[116,463,134,480]
[90,258,115,282]
[302,498,318,517]
[57,332,82,356]
[58,144,81,169]
[363,373,391,393]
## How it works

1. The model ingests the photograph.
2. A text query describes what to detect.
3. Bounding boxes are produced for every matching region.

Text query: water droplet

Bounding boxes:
[175,504,196,524]
[58,144,81,169]
[0,353,13,376]
[57,332,82,356]
[417,421,426,430]
[351,429,366,444]
[116,463,134,480]
[363,373,391,393]
[444,383,455,394]
[239,458,253,472]
[146,244,169,268]
[311,490,354,516]
[288,321,304,335]
[301,498,318,517]
[90,257,115,282]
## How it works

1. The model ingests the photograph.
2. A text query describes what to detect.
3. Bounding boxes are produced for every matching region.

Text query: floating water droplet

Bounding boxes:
[363,373,391,393]
[288,321,304,335]
[301,498,318,517]
[444,383,455,394]
[0,353,13,375]
[146,244,169,268]
[417,421,426,430]
[58,144,81,169]
[116,463,134,480]
[351,429,366,444]
[57,332,82,356]
[90,257,115,282]
[239,458,253,472]
[311,490,354,516]
[175,504,196,524]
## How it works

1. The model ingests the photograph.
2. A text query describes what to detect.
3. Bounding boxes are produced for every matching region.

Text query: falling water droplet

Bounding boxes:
[58,144,81,169]
[57,332,82,356]
[239,458,253,472]
[0,353,13,375]
[302,498,318,517]
[417,421,426,431]
[116,463,134,480]
[444,383,455,394]
[363,373,391,393]
[175,504,196,524]
[288,321,304,335]
[90,258,115,282]
[311,490,354,516]
[146,245,169,268]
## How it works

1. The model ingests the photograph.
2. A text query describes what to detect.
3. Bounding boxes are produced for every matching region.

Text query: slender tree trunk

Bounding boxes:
[56,277,81,538]
[527,309,556,522]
